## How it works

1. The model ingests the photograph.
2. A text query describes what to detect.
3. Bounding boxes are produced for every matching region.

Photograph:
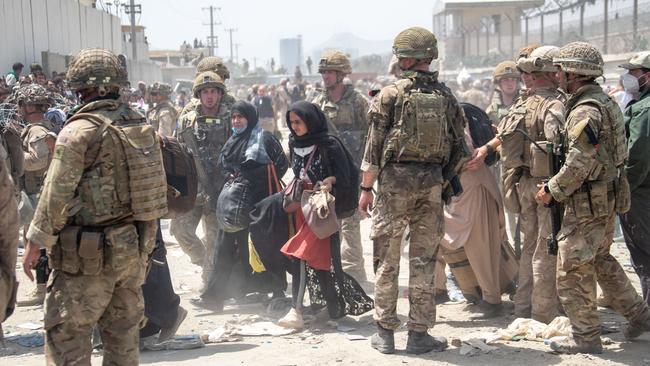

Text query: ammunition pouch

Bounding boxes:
[569,181,614,219]
[614,166,631,214]
[499,108,526,170]
[529,141,551,178]
[49,222,146,275]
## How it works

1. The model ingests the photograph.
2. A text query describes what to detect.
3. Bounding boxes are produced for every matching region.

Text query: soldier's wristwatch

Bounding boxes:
[360,185,373,192]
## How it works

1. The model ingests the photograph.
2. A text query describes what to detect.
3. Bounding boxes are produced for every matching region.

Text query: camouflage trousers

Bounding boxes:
[339,212,367,282]
[170,204,218,276]
[371,174,443,332]
[514,175,560,321]
[557,195,649,343]
[44,263,146,365]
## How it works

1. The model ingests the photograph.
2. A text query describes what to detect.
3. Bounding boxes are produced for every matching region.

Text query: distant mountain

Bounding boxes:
[310,32,392,59]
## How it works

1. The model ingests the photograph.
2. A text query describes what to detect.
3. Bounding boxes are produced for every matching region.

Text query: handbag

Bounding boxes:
[282,148,317,213]
[300,184,339,239]
[216,174,253,232]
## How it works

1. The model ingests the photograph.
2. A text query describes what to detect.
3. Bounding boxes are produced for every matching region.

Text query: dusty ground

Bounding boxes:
[2,217,649,366]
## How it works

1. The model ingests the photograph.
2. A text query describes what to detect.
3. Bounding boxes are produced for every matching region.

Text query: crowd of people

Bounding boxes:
[1,24,650,365]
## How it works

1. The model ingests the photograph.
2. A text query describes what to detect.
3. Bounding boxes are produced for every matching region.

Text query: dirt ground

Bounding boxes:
[2,216,649,366]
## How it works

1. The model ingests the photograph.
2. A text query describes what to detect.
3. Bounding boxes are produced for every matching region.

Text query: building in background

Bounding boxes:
[279,36,303,74]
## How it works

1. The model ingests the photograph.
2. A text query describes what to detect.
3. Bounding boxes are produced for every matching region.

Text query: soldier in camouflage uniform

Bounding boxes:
[147,82,178,137]
[172,71,231,283]
[485,61,520,256]
[179,56,236,120]
[468,46,565,321]
[359,27,468,355]
[0,143,19,330]
[534,42,650,354]
[23,48,167,365]
[313,50,369,282]
[15,84,57,307]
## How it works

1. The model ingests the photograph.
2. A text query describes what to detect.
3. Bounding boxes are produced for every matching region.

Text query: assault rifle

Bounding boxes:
[544,138,564,256]
[513,128,564,256]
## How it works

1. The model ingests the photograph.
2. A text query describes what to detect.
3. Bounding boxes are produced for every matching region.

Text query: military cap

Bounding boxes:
[619,51,650,70]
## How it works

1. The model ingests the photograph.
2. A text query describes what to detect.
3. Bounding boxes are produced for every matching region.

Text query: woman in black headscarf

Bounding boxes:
[198,101,288,310]
[277,101,373,329]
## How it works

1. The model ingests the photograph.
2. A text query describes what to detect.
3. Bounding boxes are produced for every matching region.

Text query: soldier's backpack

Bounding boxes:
[461,102,497,166]
[160,135,198,218]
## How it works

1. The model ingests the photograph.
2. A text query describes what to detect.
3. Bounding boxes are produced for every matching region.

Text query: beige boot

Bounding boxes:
[550,336,603,354]
[277,308,304,329]
[17,283,45,307]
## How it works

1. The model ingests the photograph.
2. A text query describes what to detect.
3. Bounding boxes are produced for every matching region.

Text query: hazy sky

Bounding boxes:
[107,0,436,62]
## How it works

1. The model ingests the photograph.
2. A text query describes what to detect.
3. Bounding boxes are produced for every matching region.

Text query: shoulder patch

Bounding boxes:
[569,119,590,141]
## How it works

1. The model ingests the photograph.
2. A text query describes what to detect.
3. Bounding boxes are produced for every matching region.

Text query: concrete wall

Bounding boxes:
[1,0,160,84]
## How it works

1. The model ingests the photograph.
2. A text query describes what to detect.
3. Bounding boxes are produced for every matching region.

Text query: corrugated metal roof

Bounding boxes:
[434,0,545,14]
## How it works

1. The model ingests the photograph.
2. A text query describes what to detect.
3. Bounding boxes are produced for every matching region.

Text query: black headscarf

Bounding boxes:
[286,101,329,148]
[221,101,259,167]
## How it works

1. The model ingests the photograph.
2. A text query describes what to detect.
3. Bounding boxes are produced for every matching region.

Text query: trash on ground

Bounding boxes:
[142,334,204,351]
[5,331,44,347]
[17,322,43,330]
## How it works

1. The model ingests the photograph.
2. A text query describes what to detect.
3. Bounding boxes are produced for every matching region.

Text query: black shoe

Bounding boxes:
[469,300,503,319]
[406,330,447,354]
[370,324,395,354]
[189,297,223,312]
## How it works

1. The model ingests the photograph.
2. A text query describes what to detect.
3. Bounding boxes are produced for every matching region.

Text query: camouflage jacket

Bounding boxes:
[485,90,514,125]
[21,120,56,194]
[0,144,18,292]
[361,70,466,175]
[26,99,157,249]
[624,87,650,192]
[496,88,564,171]
[548,84,624,202]
[178,93,236,130]
[313,85,369,163]
[147,100,178,137]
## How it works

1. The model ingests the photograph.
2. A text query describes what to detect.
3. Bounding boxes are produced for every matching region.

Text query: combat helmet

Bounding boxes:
[517,44,541,60]
[66,48,128,91]
[192,71,225,98]
[196,57,230,80]
[517,46,560,74]
[553,42,603,77]
[393,27,438,60]
[149,82,173,96]
[318,51,352,75]
[493,61,520,82]
[16,84,52,107]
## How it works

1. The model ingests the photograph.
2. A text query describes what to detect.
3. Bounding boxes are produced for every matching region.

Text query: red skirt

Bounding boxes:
[280,210,332,271]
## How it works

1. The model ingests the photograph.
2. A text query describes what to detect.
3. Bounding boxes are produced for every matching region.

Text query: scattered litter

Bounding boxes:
[601,337,614,345]
[459,343,480,356]
[17,322,42,330]
[141,334,204,351]
[465,338,497,352]
[203,316,297,344]
[345,334,367,341]
[489,316,571,343]
[336,325,356,332]
[237,322,295,336]
[451,338,462,348]
[5,331,44,347]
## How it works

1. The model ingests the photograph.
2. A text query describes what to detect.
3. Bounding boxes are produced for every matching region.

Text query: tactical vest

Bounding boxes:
[67,101,168,224]
[21,123,55,195]
[178,112,230,181]
[499,93,553,174]
[147,101,179,132]
[381,79,452,166]
[316,90,367,165]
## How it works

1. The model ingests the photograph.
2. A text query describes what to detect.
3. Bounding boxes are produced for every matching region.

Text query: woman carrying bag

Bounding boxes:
[197,101,289,310]
[278,101,373,329]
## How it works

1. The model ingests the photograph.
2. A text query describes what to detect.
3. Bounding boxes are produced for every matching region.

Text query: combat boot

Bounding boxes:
[405,330,448,354]
[17,283,45,307]
[623,311,650,340]
[370,324,395,354]
[549,337,603,354]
